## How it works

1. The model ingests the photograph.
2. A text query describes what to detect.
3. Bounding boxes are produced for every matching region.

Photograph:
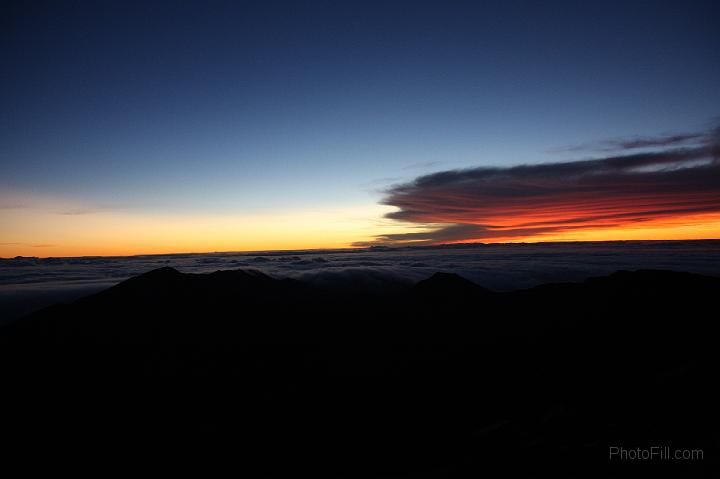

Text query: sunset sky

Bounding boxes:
[2,1,720,257]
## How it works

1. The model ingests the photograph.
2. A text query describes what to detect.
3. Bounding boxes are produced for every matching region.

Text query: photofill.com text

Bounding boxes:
[609,446,703,461]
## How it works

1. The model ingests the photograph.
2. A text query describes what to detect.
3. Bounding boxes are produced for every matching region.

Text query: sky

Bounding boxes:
[2,0,720,257]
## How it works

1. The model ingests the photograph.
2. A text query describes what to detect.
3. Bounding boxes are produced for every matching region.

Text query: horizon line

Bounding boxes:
[3,237,720,260]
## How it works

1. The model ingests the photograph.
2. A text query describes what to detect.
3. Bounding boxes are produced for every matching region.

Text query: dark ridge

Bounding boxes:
[412,271,493,297]
[137,265,182,278]
[1,268,719,477]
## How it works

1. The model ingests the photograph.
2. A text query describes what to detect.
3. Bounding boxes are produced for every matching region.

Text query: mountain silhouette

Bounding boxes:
[1,268,719,477]
[412,271,493,298]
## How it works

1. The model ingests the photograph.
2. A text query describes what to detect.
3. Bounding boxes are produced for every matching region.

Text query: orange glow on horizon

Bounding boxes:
[0,195,409,257]
[3,192,720,258]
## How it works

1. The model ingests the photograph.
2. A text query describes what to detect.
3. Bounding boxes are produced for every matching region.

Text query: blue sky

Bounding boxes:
[2,1,719,255]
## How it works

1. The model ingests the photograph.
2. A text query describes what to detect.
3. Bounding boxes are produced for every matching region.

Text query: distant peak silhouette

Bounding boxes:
[137,266,183,278]
[412,272,493,298]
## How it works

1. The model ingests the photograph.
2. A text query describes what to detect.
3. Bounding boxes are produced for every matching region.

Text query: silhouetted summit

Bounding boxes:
[412,271,493,298]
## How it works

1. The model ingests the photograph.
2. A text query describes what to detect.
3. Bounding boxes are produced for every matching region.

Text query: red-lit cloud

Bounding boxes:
[359,126,720,245]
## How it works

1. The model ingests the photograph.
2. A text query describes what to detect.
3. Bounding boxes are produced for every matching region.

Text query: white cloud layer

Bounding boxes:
[2,240,720,321]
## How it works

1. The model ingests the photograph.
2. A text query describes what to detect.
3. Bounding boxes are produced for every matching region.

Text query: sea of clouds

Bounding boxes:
[2,240,720,321]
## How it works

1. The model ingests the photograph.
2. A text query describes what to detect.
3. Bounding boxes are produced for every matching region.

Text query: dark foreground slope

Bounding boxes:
[1,268,719,477]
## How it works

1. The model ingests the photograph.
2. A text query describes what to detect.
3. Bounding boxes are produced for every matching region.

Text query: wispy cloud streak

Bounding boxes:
[555,132,706,153]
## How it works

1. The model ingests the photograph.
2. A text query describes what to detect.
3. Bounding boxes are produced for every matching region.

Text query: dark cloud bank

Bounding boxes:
[358,125,720,246]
